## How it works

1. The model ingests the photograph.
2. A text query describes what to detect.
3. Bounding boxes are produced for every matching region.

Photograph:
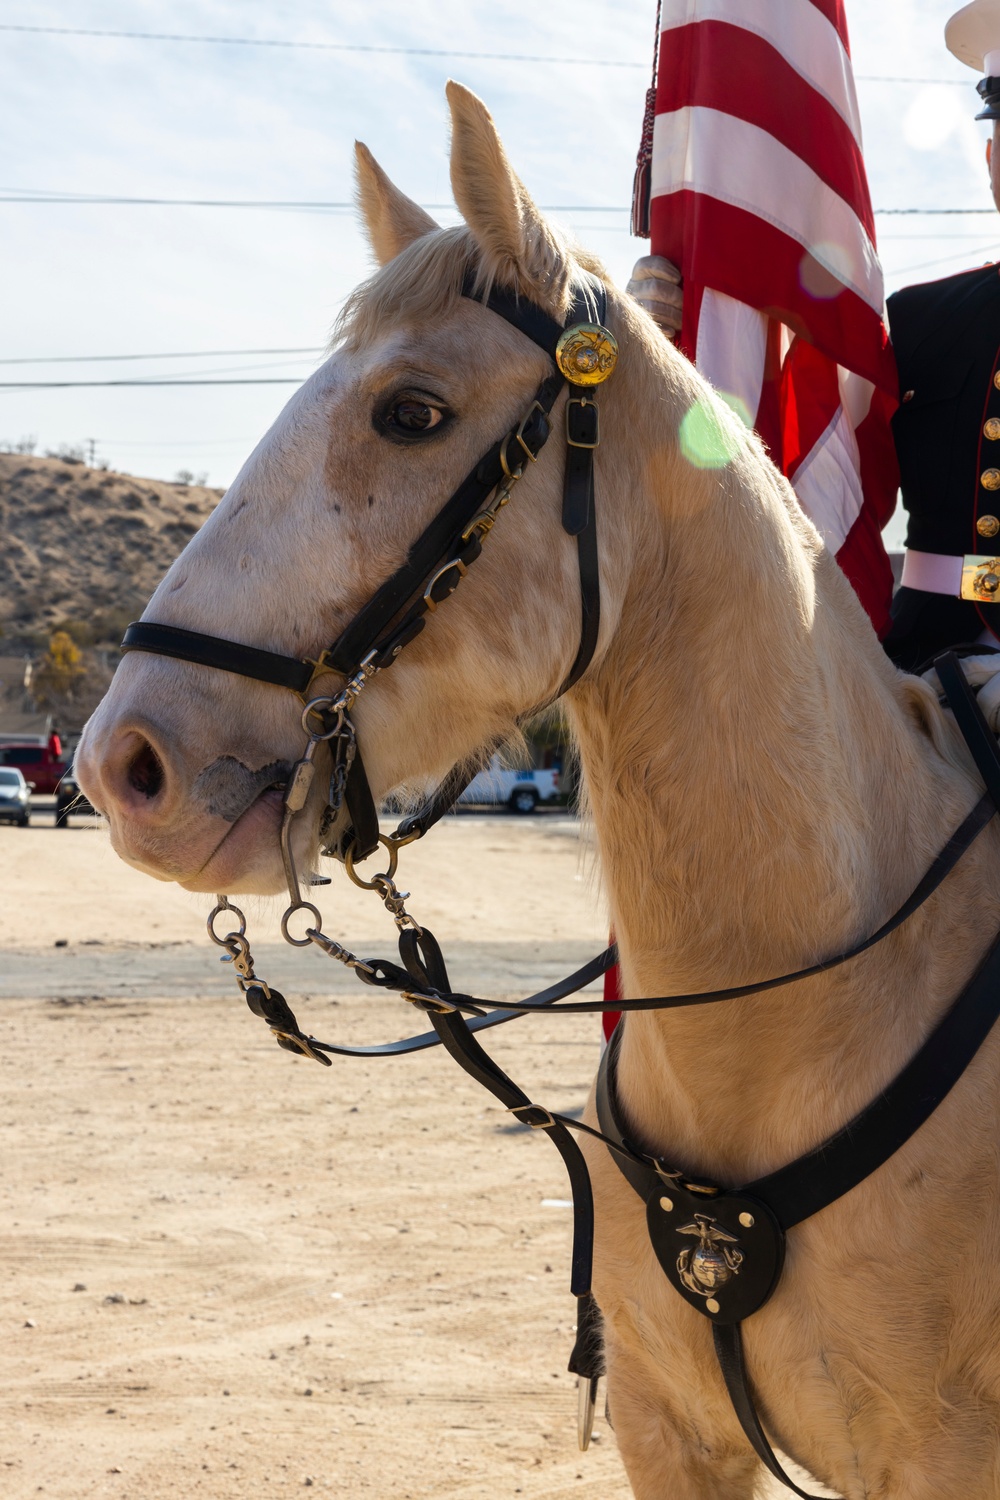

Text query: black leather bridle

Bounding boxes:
[120,267,616,861]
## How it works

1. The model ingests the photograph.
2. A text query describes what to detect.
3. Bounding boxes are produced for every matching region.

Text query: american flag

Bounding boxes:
[605,0,899,1033]
[632,0,898,636]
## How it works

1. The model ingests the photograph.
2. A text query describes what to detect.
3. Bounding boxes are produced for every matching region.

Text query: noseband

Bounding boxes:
[120,268,619,863]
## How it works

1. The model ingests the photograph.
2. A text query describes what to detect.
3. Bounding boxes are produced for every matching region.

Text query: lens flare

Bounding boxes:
[679,395,745,469]
[799,242,850,300]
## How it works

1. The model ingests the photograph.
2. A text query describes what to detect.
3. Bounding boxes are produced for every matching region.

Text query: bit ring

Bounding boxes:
[207,898,247,947]
[343,834,399,890]
[280,901,323,947]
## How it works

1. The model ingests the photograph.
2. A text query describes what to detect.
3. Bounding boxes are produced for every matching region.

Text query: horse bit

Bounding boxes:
[120,267,1000,1497]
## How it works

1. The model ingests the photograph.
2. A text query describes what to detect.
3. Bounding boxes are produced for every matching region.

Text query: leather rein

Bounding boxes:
[118,265,1000,1495]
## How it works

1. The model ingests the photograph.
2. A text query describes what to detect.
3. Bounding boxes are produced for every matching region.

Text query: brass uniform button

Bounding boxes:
[982,469,1000,491]
[978,514,1000,538]
[994,371,1000,391]
[986,418,1000,441]
[902,389,915,403]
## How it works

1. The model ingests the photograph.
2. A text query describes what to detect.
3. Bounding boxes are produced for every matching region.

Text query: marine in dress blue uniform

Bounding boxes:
[885,1,1000,670]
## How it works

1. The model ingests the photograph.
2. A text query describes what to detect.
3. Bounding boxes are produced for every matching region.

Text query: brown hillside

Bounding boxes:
[0,453,221,639]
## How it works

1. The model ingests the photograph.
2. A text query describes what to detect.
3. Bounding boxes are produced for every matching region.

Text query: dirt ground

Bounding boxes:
[1,811,808,1499]
[1,808,637,1499]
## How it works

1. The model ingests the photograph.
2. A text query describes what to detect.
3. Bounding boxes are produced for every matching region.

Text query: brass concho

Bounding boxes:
[676,1213,744,1298]
[555,323,619,386]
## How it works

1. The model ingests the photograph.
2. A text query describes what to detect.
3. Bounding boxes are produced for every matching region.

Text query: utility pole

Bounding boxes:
[86,437,96,467]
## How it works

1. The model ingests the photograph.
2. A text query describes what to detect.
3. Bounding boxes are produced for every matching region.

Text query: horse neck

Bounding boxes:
[567,345,981,1177]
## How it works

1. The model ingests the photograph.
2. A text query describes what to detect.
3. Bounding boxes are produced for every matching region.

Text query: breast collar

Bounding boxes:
[119,267,618,862]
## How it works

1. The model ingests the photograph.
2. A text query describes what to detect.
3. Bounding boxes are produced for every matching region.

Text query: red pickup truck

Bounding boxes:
[0,740,68,795]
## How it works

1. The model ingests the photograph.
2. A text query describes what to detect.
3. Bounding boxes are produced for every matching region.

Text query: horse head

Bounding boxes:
[75,83,656,895]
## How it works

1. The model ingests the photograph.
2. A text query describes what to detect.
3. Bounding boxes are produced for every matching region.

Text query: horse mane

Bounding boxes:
[332,220,609,353]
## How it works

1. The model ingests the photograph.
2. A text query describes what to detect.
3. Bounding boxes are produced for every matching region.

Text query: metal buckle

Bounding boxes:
[422,557,468,612]
[566,396,599,450]
[515,400,549,462]
[961,554,1000,602]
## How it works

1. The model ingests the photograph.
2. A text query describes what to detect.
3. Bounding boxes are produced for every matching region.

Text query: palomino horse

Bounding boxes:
[77,83,1000,1499]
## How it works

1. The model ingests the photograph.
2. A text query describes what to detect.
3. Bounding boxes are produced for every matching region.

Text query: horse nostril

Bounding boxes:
[127,741,165,800]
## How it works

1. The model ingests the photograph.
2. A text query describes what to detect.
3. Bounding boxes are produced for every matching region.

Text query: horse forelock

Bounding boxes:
[332,219,608,356]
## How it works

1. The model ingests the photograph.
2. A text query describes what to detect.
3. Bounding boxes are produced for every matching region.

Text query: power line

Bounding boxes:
[0,191,994,215]
[0,192,628,212]
[0,378,305,389]
[0,22,645,67]
[0,26,974,85]
[0,346,323,366]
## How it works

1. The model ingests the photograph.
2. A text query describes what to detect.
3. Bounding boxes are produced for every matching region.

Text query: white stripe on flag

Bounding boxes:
[790,402,865,554]
[659,0,862,144]
[695,289,767,423]
[650,106,883,314]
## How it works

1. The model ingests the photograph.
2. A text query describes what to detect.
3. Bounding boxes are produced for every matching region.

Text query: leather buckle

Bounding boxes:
[423,557,468,612]
[516,400,551,462]
[566,396,599,450]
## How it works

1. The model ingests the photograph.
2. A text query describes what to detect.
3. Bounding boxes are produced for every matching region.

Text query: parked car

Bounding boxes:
[457,757,561,813]
[55,764,97,827]
[0,741,68,796]
[0,767,32,827]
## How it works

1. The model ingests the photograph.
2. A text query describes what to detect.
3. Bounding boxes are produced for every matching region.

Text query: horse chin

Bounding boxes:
[176,789,290,895]
[103,787,290,896]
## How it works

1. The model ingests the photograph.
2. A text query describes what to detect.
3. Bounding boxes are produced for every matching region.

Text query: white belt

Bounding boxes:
[900,549,964,595]
[899,548,1000,647]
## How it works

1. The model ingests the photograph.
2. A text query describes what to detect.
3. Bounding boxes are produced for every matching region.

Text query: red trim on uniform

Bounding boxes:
[973,342,1000,639]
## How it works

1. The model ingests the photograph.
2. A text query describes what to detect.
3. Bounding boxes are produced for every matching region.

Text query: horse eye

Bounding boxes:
[380,396,449,439]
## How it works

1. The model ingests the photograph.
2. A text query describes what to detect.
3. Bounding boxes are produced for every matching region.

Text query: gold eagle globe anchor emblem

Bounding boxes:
[676,1213,744,1298]
[554,323,619,386]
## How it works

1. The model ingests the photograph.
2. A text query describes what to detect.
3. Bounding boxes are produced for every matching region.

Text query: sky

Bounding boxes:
[0,0,994,543]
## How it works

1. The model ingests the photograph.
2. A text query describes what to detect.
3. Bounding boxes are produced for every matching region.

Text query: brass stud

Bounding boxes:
[659,1195,673,1213]
[982,469,1000,492]
[705,1298,721,1314]
[978,514,1000,539]
[738,1212,755,1229]
[985,418,1000,441]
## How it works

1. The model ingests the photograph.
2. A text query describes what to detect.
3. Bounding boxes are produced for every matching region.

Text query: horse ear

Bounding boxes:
[446,81,561,298]
[354,141,439,266]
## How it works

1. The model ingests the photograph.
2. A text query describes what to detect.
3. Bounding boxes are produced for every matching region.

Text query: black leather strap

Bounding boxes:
[121,621,314,695]
[388,792,995,1016]
[749,925,1000,1228]
[393,925,595,1299]
[326,377,562,675]
[713,1324,827,1499]
[935,650,1000,812]
[302,946,617,1059]
[341,745,381,861]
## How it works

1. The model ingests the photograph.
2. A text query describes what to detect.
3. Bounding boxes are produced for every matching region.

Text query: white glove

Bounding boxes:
[626,255,683,336]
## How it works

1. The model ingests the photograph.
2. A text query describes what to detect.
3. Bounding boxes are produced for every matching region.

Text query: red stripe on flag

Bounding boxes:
[656,22,874,238]
[780,338,842,475]
[651,191,895,393]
